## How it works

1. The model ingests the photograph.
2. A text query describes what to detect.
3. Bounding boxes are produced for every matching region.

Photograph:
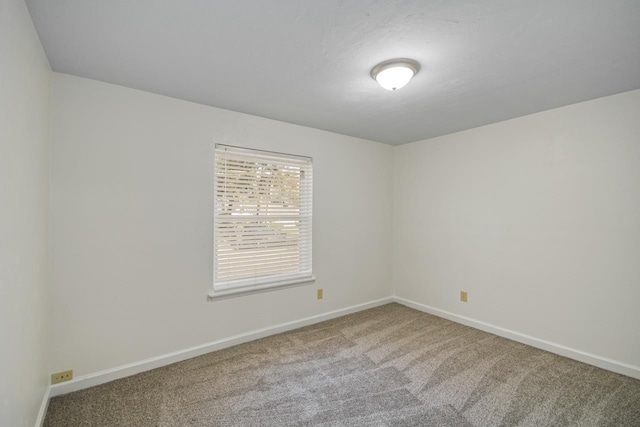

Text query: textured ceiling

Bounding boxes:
[26,0,640,145]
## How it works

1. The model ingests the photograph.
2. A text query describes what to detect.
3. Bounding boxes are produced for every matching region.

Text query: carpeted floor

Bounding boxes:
[44,303,640,426]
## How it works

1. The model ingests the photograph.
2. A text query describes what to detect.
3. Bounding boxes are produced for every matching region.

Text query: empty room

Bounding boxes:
[2,0,640,426]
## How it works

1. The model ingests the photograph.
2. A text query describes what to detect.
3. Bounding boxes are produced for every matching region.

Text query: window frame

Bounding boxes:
[209,144,314,300]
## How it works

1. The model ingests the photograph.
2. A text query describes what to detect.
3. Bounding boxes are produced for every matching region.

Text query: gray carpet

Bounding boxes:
[44,303,640,426]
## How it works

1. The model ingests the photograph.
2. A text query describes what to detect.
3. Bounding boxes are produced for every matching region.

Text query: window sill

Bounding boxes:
[207,276,316,301]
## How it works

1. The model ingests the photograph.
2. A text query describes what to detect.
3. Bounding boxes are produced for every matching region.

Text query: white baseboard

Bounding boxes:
[35,385,51,427]
[393,296,640,380]
[46,294,639,402]
[50,297,393,397]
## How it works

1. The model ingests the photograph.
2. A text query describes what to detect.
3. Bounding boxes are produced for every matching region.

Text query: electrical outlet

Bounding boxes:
[51,370,73,385]
[460,291,468,302]
[317,288,323,299]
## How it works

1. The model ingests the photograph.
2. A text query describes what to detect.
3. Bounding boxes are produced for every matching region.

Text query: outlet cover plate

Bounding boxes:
[51,370,73,385]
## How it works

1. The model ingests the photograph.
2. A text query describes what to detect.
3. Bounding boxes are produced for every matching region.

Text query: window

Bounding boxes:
[211,144,314,298]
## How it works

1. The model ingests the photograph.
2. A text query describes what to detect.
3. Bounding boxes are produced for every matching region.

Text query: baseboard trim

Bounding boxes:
[35,385,51,427]
[50,297,393,397]
[392,296,640,380]
[47,294,638,399]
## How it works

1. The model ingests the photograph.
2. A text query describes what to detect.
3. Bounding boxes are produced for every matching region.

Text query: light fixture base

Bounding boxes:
[370,58,420,81]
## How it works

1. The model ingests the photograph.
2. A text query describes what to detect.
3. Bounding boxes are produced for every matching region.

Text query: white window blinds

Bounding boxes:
[214,145,313,292]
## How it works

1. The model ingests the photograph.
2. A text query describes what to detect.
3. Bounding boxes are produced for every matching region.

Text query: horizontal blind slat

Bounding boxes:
[215,247,308,256]
[216,262,309,276]
[216,243,311,251]
[216,151,311,165]
[217,257,305,270]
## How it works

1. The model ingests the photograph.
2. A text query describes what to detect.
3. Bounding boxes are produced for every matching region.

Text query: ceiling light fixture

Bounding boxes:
[371,59,420,91]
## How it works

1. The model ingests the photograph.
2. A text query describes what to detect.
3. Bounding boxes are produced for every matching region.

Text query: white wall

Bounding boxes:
[0,0,51,425]
[50,73,394,377]
[394,90,640,368]
[48,69,640,385]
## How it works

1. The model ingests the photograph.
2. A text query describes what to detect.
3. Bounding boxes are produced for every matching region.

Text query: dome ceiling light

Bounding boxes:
[371,59,420,91]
